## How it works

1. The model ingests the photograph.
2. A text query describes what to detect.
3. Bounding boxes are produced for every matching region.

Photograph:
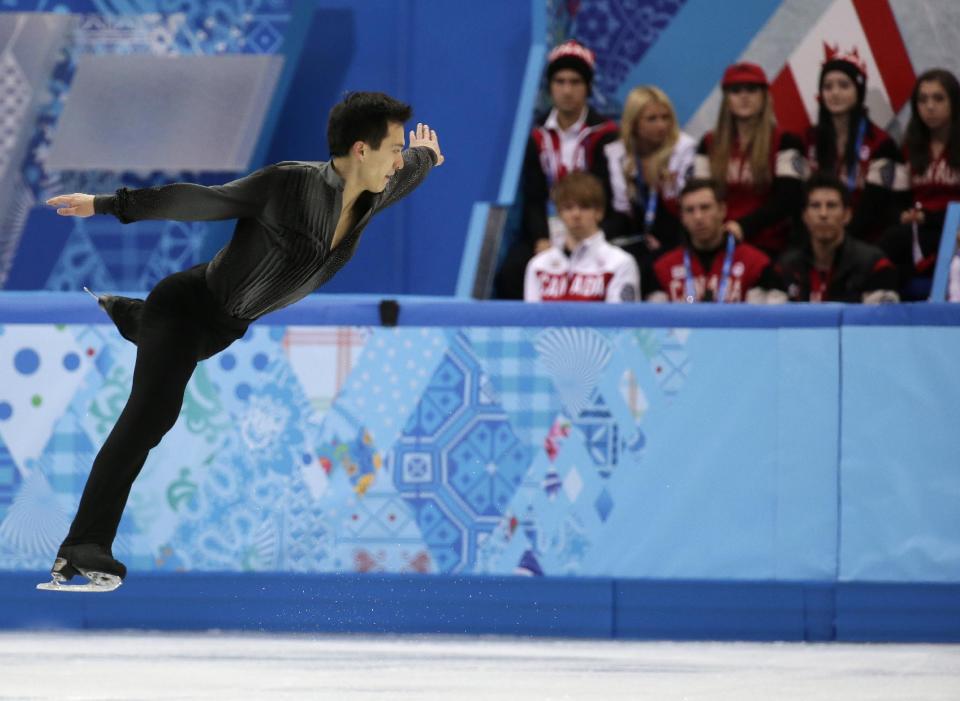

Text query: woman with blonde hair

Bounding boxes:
[694,62,804,258]
[593,85,695,293]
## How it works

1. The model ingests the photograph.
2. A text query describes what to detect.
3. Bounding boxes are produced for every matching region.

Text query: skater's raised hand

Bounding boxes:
[46,193,95,218]
[409,122,444,166]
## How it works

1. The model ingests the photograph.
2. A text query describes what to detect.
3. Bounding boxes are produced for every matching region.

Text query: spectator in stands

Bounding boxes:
[524,172,639,302]
[880,69,960,300]
[593,85,696,298]
[495,39,619,299]
[648,178,786,303]
[804,45,908,243]
[694,62,804,260]
[779,174,898,303]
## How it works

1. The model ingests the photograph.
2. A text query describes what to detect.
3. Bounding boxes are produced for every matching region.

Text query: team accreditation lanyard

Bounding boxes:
[683,233,736,303]
[633,161,659,234]
[609,159,659,248]
[846,117,868,191]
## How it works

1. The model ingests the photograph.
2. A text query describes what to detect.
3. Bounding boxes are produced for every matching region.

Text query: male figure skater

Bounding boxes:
[40,92,443,591]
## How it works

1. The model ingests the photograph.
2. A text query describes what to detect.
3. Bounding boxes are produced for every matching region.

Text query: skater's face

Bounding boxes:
[820,71,859,116]
[680,187,727,251]
[360,121,405,192]
[550,69,588,116]
[803,187,850,246]
[916,79,951,133]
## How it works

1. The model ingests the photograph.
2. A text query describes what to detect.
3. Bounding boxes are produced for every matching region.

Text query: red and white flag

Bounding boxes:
[768,0,915,134]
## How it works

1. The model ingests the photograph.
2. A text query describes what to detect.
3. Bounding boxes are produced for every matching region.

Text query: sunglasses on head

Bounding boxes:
[726,83,764,94]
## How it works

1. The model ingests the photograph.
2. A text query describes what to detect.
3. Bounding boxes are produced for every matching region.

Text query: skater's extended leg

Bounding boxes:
[63,311,199,548]
[48,265,248,589]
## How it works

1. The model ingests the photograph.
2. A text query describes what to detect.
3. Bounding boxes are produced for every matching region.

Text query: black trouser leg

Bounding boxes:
[62,264,248,550]
[63,310,199,548]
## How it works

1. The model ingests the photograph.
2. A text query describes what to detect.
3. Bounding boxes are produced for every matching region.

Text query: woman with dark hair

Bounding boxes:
[804,46,907,243]
[693,62,804,260]
[880,68,960,300]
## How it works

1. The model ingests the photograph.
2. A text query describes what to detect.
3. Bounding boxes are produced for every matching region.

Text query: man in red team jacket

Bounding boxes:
[649,178,786,303]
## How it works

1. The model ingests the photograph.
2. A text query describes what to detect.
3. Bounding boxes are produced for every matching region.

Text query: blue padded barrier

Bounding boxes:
[1,572,614,639]
[3,573,956,642]
[840,302,960,326]
[1,294,958,642]
[7,294,959,328]
[0,292,859,327]
[835,583,960,643]
[613,579,837,642]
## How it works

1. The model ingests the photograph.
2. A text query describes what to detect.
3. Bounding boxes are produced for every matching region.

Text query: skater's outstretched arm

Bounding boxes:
[378,122,444,211]
[46,165,284,224]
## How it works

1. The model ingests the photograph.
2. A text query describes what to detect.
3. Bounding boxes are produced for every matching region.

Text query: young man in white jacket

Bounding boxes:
[524,172,639,302]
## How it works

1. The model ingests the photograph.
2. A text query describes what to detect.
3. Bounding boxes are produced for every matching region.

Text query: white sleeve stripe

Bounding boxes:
[891,163,910,192]
[693,153,712,179]
[775,148,804,179]
[866,157,895,188]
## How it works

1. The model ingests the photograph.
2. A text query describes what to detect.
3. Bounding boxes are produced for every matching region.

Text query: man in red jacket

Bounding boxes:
[649,179,786,303]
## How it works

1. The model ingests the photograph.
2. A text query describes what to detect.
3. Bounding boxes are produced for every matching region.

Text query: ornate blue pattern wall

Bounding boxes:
[0,2,297,293]
[541,0,687,116]
[0,1,534,296]
[1,302,957,586]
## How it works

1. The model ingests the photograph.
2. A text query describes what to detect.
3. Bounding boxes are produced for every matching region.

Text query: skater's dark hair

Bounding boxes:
[327,92,412,157]
[803,172,851,208]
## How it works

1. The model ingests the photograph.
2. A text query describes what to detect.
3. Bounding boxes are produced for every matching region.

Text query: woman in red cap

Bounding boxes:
[805,46,907,243]
[694,61,804,260]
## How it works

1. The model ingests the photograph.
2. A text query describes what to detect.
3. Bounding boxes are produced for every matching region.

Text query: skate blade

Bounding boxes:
[82,286,101,302]
[36,570,122,593]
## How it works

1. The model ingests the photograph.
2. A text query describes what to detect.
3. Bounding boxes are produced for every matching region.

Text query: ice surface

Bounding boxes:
[0,631,957,701]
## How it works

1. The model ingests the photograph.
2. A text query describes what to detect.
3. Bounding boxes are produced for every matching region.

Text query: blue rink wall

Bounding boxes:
[0,1,530,297]
[0,298,958,641]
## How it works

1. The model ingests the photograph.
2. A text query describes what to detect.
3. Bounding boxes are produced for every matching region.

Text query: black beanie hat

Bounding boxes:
[819,45,867,106]
[546,40,596,85]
